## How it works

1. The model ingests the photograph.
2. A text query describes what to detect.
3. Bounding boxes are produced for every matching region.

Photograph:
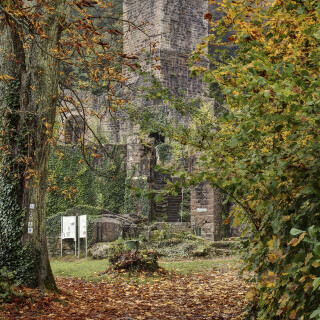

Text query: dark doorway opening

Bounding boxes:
[149,132,165,145]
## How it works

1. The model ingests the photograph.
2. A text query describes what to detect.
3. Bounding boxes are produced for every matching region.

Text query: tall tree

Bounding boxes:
[0,0,66,290]
[0,0,126,290]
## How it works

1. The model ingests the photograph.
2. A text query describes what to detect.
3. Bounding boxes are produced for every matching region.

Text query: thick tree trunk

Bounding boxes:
[0,0,65,290]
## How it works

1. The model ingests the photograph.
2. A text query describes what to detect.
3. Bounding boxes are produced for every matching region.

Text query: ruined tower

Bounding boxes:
[122,0,209,171]
[121,0,222,239]
[123,0,208,96]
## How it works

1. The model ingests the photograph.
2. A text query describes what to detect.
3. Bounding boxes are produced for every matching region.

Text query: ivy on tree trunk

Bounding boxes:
[0,0,65,290]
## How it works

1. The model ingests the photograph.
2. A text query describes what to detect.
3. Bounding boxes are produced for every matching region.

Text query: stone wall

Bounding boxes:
[123,0,224,235]
[123,0,208,96]
[190,182,223,240]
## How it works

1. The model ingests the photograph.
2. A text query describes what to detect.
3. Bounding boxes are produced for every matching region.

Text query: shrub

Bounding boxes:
[0,268,19,303]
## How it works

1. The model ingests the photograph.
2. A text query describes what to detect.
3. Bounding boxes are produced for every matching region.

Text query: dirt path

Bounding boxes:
[0,269,250,320]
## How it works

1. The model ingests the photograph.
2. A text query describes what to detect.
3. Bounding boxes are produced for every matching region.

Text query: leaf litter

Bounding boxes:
[0,266,250,319]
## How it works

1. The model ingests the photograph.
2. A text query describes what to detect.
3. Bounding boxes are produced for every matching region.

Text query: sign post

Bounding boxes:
[61,216,76,257]
[78,215,87,258]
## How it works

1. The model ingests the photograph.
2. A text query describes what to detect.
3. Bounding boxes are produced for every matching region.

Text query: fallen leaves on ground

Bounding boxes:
[0,268,250,320]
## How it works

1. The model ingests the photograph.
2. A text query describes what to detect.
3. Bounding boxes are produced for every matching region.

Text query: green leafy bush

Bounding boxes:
[143,226,213,259]
[0,268,19,303]
[136,0,320,318]
[123,169,151,216]
[156,143,171,163]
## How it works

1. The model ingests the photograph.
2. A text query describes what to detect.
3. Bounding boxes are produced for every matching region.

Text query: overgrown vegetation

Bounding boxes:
[141,227,214,259]
[0,0,128,289]
[0,268,19,303]
[123,169,151,217]
[89,225,236,261]
[47,146,126,216]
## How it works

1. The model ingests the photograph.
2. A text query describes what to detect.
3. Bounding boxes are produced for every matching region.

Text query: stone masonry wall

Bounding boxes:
[123,0,224,235]
[190,182,223,240]
[123,0,208,96]
[61,1,223,234]
[123,0,209,179]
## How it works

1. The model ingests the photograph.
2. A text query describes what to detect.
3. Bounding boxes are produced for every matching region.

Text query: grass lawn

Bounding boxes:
[50,256,239,281]
[50,257,110,280]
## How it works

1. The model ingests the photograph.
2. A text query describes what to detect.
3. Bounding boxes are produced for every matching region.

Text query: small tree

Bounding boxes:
[130,0,320,318]
[187,0,320,318]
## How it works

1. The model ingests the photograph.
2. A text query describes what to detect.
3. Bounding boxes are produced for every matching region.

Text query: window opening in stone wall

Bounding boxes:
[64,116,85,144]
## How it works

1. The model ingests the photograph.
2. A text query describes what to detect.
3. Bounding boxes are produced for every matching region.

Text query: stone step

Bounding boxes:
[167,203,181,207]
[167,209,180,213]
[223,237,241,242]
[166,217,181,222]
[168,201,181,205]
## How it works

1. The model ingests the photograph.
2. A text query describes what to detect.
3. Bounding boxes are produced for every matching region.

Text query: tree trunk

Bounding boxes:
[0,0,65,290]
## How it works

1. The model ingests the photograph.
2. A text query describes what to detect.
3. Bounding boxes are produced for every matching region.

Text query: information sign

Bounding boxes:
[62,216,76,239]
[196,208,208,213]
[79,215,87,238]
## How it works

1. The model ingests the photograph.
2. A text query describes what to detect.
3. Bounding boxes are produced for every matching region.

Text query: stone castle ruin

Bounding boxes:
[62,0,224,240]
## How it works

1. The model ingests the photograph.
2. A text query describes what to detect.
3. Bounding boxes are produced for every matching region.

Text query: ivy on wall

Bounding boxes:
[156,143,171,163]
[123,169,151,217]
[46,146,126,216]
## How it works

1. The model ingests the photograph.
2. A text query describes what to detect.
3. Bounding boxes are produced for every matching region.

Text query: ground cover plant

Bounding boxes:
[89,227,237,261]
[50,256,238,279]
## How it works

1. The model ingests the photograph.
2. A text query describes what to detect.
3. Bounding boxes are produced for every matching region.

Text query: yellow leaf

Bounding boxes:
[304,281,313,292]
[305,253,313,265]
[288,232,306,247]
[266,281,276,288]
[268,249,283,263]
[267,239,274,248]
[290,309,297,319]
[246,289,256,301]
[268,254,277,263]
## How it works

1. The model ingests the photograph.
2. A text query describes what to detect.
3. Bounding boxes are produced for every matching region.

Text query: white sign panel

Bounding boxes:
[196,208,208,213]
[62,216,76,239]
[79,215,87,238]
